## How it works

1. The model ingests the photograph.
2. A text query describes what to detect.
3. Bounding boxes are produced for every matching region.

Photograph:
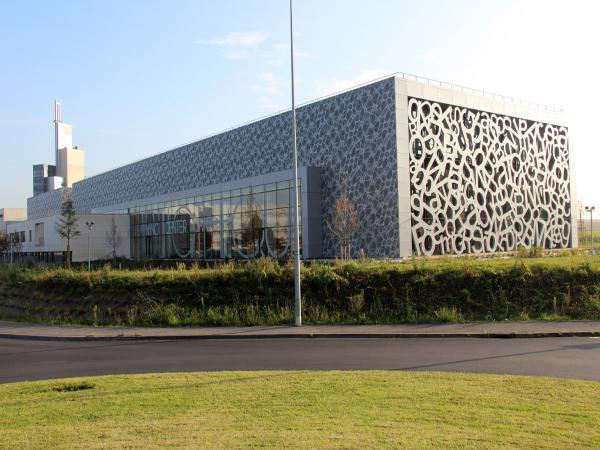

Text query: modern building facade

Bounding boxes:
[5,213,130,263]
[16,74,576,261]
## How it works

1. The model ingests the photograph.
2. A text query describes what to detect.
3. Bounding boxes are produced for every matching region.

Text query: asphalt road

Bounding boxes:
[1,337,600,383]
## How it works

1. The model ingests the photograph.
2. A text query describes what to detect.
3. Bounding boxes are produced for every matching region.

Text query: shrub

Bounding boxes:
[433,306,464,323]
[2,256,600,326]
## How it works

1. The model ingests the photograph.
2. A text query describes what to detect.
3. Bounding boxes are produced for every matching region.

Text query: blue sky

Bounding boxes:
[1,0,599,214]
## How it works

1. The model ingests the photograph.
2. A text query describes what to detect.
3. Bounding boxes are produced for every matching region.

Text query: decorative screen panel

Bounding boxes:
[408,98,571,256]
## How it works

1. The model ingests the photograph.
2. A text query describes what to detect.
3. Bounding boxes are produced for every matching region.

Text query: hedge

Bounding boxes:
[1,257,600,326]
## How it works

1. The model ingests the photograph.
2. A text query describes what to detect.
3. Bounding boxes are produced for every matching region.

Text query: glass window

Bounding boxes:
[211,198,221,216]
[266,190,277,210]
[252,192,264,211]
[221,230,232,258]
[221,197,231,215]
[202,202,212,217]
[266,209,277,227]
[265,183,277,192]
[277,181,289,190]
[277,188,290,208]
[232,213,242,230]
[276,208,288,228]
[222,214,232,231]
[210,231,221,255]
[230,195,241,214]
[276,227,289,254]
[241,194,254,214]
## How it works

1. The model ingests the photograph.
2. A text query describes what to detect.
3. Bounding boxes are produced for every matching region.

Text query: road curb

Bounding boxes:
[1,331,599,341]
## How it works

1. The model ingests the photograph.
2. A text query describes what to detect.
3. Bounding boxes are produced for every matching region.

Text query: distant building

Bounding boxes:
[0,208,27,231]
[32,101,85,195]
[5,213,130,263]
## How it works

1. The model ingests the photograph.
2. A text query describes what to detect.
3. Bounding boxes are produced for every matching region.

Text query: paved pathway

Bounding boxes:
[0,320,599,340]
[2,336,600,383]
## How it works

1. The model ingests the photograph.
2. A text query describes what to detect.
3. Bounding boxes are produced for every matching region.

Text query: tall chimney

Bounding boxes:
[54,100,61,170]
[54,100,61,123]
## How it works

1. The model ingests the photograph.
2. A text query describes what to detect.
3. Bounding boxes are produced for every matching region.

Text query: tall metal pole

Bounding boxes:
[590,208,594,255]
[87,227,91,271]
[86,221,94,272]
[289,0,302,326]
[586,206,595,255]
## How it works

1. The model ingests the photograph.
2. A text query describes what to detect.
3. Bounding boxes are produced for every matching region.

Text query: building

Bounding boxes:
[10,74,577,261]
[1,208,27,231]
[5,213,129,263]
[32,101,85,196]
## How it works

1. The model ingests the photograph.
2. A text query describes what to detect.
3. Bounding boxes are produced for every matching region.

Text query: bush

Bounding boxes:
[2,255,600,326]
[433,306,463,323]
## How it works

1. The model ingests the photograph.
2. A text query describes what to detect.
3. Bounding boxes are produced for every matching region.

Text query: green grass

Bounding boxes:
[1,371,599,449]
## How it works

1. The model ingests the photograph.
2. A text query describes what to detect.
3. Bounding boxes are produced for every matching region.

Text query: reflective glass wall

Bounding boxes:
[128,180,302,260]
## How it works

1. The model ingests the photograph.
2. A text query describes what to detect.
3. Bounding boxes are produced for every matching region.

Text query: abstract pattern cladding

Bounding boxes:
[68,78,399,258]
[408,98,571,256]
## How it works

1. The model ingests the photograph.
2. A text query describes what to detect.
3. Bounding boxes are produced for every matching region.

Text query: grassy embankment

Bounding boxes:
[1,371,599,449]
[1,253,600,326]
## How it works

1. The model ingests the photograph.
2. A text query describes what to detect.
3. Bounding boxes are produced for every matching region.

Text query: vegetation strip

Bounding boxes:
[1,371,599,448]
[2,254,600,326]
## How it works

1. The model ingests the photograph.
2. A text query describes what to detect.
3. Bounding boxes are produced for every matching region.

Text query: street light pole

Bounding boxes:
[585,206,595,255]
[85,221,95,271]
[289,0,301,326]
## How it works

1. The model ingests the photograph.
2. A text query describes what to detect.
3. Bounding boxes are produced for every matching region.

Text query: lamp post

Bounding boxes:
[9,233,14,265]
[289,0,301,326]
[585,206,595,255]
[85,221,95,271]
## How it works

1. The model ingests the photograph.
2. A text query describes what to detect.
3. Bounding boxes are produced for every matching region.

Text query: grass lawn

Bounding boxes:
[1,371,599,449]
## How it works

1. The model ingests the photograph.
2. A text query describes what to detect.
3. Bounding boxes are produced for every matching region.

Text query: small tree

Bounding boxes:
[240,194,263,257]
[105,216,122,263]
[55,193,80,267]
[326,178,359,260]
[0,232,8,255]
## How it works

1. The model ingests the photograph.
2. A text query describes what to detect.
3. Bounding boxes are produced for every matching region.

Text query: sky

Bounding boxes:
[1,0,599,216]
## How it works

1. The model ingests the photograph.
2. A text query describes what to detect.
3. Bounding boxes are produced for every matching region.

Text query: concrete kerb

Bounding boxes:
[2,331,600,342]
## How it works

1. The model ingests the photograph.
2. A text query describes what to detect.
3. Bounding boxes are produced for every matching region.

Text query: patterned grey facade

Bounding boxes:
[29,78,400,258]
[408,98,571,255]
[27,188,69,221]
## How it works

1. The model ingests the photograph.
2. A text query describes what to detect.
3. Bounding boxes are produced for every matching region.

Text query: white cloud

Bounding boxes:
[200,31,270,59]
[200,32,311,64]
[315,69,393,97]
[205,31,270,48]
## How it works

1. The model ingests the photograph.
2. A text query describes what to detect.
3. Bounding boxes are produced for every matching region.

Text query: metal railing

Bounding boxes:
[391,71,562,113]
